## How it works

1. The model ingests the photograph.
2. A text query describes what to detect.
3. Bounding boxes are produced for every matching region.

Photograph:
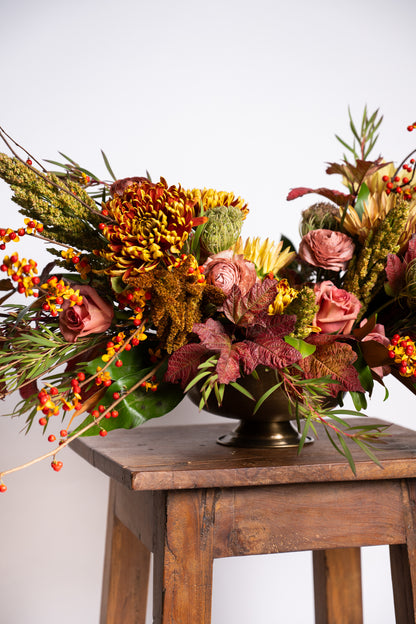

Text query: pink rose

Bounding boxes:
[202,250,258,296]
[313,281,361,334]
[299,229,355,271]
[59,285,114,342]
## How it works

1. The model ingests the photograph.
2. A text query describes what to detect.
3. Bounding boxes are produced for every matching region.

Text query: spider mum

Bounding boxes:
[98,178,205,278]
[233,237,296,277]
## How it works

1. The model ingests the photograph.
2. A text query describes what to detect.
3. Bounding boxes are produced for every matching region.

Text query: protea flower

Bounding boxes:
[97,178,205,278]
[200,205,244,254]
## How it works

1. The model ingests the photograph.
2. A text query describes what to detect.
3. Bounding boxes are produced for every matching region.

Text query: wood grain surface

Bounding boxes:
[71,418,416,490]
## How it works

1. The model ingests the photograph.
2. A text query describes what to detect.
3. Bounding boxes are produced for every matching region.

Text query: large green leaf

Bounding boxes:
[74,371,184,436]
[73,344,184,436]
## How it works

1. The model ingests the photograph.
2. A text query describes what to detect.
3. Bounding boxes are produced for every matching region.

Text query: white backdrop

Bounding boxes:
[1,1,416,622]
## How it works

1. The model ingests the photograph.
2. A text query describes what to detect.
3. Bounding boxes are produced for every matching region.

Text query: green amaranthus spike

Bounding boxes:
[0,154,106,252]
[285,286,318,338]
[343,197,410,319]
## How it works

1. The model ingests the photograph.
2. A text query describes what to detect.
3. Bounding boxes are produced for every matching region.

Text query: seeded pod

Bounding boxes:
[200,205,243,254]
[299,202,340,236]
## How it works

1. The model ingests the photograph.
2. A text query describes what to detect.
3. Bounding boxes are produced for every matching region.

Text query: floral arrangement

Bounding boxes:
[1,108,416,488]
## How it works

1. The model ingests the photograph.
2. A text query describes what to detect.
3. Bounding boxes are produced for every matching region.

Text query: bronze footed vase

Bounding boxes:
[188,369,313,449]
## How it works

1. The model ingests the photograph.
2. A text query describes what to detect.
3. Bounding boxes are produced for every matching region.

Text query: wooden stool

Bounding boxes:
[72,418,416,623]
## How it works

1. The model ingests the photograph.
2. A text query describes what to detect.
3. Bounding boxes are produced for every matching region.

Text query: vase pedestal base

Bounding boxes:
[216,419,314,448]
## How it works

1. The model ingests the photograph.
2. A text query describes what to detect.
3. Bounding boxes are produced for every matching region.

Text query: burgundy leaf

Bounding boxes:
[326,159,388,186]
[232,341,259,376]
[360,340,390,369]
[251,336,301,369]
[353,315,377,341]
[223,279,277,326]
[247,313,297,340]
[165,343,210,388]
[193,318,231,351]
[299,341,363,396]
[215,342,253,384]
[286,186,353,207]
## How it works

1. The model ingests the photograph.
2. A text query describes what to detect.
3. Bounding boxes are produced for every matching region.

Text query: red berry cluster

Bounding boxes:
[388,335,416,377]
[0,253,40,296]
[0,221,44,250]
[407,122,416,132]
[382,163,416,201]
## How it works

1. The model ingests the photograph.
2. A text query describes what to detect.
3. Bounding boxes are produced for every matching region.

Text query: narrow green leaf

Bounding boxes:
[338,434,357,476]
[58,151,79,166]
[253,381,283,415]
[229,381,255,401]
[184,370,211,393]
[214,382,224,406]
[101,149,117,181]
[354,438,383,468]
[298,414,312,453]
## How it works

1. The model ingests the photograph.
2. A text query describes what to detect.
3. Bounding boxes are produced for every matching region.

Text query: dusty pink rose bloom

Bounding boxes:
[59,285,114,342]
[202,250,258,296]
[360,320,391,378]
[313,281,361,334]
[299,229,355,271]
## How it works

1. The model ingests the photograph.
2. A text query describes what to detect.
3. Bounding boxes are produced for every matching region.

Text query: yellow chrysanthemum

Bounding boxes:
[268,279,298,315]
[233,237,296,277]
[97,179,205,278]
[185,188,249,218]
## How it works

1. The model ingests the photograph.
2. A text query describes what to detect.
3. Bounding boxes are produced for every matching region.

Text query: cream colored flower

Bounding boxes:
[233,236,296,277]
[340,164,416,249]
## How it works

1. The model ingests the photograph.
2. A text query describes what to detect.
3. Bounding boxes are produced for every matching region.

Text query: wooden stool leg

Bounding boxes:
[313,547,363,624]
[390,479,416,623]
[390,543,416,623]
[101,482,151,624]
[153,489,215,624]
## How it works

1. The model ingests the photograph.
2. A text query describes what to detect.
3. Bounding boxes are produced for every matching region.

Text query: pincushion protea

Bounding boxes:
[97,178,206,278]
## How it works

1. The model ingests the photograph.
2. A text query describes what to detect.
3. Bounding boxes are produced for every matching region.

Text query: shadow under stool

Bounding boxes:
[72,418,416,624]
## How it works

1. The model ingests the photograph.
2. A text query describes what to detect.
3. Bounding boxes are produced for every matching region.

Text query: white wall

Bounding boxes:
[1,0,416,622]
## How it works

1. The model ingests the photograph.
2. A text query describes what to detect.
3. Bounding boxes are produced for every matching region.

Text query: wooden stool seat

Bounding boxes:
[72,418,416,623]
